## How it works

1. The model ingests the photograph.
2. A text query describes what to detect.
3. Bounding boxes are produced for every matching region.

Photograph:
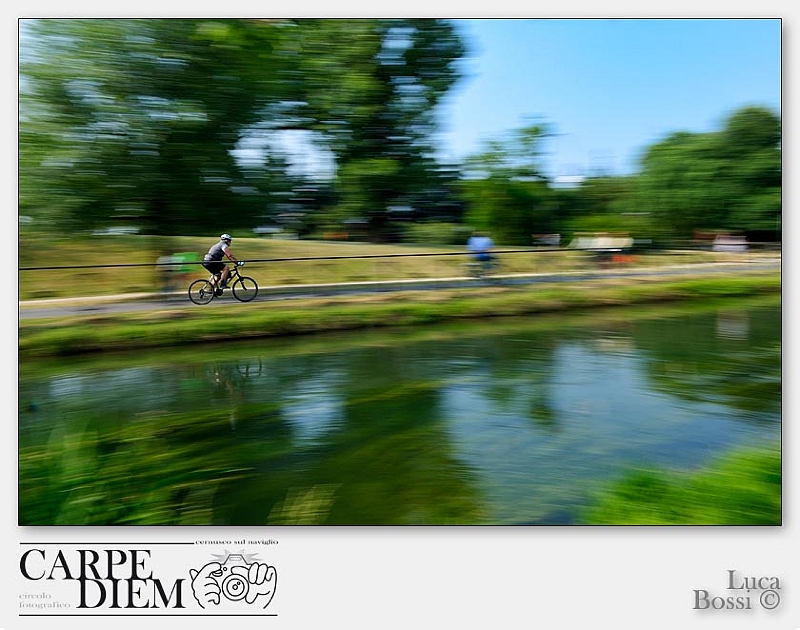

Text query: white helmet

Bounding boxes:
[220,233,233,241]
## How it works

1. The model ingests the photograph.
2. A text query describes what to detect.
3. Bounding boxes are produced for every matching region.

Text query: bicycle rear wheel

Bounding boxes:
[188,279,215,304]
[485,260,504,283]
[232,276,258,302]
[465,262,481,278]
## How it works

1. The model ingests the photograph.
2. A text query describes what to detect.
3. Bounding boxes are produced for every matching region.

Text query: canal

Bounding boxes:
[18,296,781,525]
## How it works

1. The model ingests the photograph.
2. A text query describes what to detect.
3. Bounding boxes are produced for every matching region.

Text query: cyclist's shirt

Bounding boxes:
[467,235,494,262]
[204,240,229,262]
[468,236,493,255]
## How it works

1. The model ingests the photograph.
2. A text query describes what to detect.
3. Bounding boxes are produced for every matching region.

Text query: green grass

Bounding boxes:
[19,271,781,358]
[580,444,781,525]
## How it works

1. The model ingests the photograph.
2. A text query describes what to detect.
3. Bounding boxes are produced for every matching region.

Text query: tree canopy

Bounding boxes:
[20,18,466,240]
[19,19,780,245]
[629,106,781,238]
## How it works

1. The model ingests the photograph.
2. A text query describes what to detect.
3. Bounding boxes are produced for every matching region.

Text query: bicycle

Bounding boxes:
[464,256,503,280]
[188,262,259,305]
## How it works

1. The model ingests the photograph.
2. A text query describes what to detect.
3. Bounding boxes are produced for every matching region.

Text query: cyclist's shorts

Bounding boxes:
[475,252,493,262]
[202,260,225,274]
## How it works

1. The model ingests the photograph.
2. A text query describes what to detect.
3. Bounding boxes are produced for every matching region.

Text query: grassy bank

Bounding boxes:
[580,443,781,525]
[19,233,778,300]
[19,270,781,358]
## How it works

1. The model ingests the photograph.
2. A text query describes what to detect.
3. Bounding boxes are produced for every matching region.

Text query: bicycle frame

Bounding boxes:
[466,256,501,279]
[209,264,244,284]
[188,263,258,304]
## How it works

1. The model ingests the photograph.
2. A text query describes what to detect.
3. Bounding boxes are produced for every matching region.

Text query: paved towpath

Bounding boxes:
[18,259,781,320]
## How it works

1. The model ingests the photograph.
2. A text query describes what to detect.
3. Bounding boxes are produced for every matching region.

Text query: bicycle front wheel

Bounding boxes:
[232,276,258,302]
[188,279,215,304]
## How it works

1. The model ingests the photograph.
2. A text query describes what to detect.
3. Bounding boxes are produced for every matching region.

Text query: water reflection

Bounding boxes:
[18,299,781,525]
[716,311,750,340]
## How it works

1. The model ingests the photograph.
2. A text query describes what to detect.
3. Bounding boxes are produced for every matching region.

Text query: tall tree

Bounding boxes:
[461,122,557,244]
[630,105,781,238]
[279,19,467,241]
[20,19,468,242]
[20,19,290,234]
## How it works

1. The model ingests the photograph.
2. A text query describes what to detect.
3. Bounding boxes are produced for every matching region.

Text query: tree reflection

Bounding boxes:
[632,305,781,416]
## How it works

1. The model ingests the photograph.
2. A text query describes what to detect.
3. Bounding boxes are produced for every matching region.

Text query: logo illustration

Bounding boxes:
[189,553,277,609]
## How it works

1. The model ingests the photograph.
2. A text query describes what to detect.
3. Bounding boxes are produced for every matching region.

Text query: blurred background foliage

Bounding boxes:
[19,19,781,246]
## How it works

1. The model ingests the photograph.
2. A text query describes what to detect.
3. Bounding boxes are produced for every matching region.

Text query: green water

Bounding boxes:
[18,298,781,525]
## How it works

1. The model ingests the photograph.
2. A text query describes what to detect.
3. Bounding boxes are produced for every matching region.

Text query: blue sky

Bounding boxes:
[435,18,782,181]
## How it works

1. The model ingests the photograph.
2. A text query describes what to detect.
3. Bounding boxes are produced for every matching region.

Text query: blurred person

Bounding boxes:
[467,230,495,262]
[155,253,179,293]
[202,233,240,294]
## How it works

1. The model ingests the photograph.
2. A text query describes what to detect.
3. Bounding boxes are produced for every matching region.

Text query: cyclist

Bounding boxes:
[202,233,240,294]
